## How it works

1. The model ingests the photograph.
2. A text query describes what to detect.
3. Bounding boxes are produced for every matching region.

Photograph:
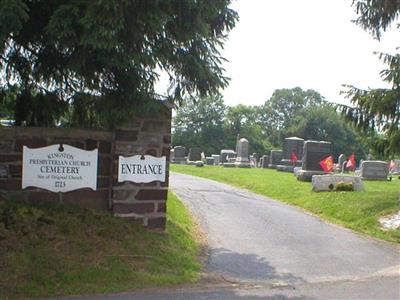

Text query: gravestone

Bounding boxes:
[277,137,304,172]
[312,174,364,192]
[392,160,400,174]
[187,147,202,164]
[268,150,283,168]
[195,161,204,167]
[234,138,251,168]
[223,156,236,167]
[173,146,186,164]
[338,154,346,171]
[170,149,175,162]
[360,161,389,180]
[206,157,214,165]
[220,149,236,164]
[297,140,332,181]
[261,155,269,168]
[211,154,220,165]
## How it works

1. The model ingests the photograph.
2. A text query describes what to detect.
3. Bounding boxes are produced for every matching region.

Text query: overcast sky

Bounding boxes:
[220,0,398,106]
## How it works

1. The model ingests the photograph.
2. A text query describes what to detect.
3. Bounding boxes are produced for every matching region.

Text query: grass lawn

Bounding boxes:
[0,191,200,299]
[171,164,400,243]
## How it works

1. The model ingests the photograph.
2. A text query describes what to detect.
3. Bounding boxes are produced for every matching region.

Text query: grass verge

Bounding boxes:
[0,191,200,299]
[171,165,400,243]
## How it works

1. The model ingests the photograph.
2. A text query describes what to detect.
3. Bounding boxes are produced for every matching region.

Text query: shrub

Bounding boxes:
[335,182,354,192]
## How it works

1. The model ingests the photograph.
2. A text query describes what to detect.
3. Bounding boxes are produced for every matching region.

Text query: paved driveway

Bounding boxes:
[61,172,400,299]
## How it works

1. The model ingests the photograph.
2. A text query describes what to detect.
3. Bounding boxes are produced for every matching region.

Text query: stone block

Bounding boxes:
[115,130,138,141]
[195,161,204,167]
[14,138,47,152]
[360,160,389,180]
[98,140,112,153]
[86,139,98,150]
[136,189,168,201]
[0,140,13,153]
[296,170,325,182]
[113,202,155,214]
[312,175,364,192]
[147,216,166,229]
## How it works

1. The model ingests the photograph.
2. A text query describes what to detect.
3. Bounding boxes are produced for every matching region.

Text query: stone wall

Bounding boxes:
[0,111,171,229]
[112,116,171,229]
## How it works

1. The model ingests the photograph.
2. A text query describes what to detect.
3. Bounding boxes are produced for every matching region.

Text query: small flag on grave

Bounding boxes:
[290,152,298,164]
[319,155,334,173]
[346,153,356,169]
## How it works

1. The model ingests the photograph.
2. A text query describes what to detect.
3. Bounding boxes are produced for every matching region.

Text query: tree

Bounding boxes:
[0,0,238,128]
[258,87,325,146]
[225,104,272,154]
[339,0,400,156]
[286,105,366,160]
[172,96,227,155]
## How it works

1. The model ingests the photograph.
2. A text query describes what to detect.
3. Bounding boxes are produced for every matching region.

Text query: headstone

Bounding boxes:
[277,137,304,172]
[268,150,283,168]
[261,155,269,168]
[312,175,364,192]
[188,147,202,162]
[220,149,236,164]
[223,156,236,167]
[206,157,214,165]
[391,160,400,174]
[228,157,236,163]
[338,154,346,171]
[234,138,251,168]
[360,161,389,180]
[297,141,332,181]
[211,154,220,165]
[195,161,204,167]
[170,149,175,162]
[173,146,186,164]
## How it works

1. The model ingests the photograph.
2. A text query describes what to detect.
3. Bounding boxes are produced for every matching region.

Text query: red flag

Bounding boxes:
[389,160,396,172]
[290,152,298,164]
[319,155,334,173]
[346,153,355,169]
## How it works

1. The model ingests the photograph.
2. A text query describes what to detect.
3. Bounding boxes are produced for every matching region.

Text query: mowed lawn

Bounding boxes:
[0,192,200,299]
[171,165,400,243]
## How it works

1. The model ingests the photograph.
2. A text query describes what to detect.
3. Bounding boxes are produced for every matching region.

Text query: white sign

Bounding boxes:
[22,144,98,192]
[118,155,166,183]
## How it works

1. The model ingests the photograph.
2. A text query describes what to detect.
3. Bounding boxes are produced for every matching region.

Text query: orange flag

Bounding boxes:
[319,155,334,173]
[346,153,355,169]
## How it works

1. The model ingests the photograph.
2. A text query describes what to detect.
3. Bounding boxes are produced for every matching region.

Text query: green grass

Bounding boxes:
[171,165,400,243]
[0,191,200,299]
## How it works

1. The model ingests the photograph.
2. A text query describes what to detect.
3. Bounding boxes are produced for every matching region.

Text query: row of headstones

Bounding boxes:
[171,136,397,180]
[170,138,258,168]
[264,137,393,182]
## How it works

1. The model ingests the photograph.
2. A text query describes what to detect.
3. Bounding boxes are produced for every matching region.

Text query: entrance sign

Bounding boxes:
[118,155,166,183]
[22,144,98,192]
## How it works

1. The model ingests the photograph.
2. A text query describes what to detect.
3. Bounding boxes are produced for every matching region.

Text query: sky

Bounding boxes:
[220,0,399,106]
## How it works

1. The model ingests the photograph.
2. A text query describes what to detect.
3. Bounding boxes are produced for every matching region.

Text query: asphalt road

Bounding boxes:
[61,172,400,300]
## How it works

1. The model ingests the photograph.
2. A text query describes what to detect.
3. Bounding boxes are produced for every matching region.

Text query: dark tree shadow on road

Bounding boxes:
[206,247,306,285]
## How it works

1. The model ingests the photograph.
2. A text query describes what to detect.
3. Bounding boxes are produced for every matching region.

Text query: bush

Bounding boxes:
[335,181,354,192]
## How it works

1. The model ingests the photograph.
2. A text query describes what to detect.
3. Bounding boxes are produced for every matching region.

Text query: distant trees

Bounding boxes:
[257,88,326,146]
[286,105,366,159]
[172,87,368,158]
[0,0,238,128]
[339,0,400,155]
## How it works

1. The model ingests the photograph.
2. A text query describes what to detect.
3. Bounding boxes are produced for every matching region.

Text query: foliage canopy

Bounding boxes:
[339,0,400,155]
[0,0,238,128]
[173,87,368,159]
